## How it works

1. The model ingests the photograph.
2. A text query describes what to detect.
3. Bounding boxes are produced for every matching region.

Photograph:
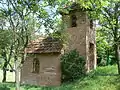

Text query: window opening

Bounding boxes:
[89,43,94,70]
[33,58,39,73]
[90,20,93,29]
[71,15,77,27]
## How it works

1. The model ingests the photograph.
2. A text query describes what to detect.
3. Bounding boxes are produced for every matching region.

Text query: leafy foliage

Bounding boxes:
[96,28,115,66]
[60,49,86,82]
[49,19,68,44]
[94,1,120,71]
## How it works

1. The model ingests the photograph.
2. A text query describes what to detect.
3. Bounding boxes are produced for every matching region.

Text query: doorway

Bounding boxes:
[89,43,95,70]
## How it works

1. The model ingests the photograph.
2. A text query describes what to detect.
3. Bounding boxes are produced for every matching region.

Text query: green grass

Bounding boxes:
[0,65,120,90]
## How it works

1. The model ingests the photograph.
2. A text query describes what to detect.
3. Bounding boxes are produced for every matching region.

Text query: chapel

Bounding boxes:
[21,2,96,86]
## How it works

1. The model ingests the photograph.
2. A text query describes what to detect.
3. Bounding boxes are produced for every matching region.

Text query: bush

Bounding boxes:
[0,84,10,90]
[61,49,86,82]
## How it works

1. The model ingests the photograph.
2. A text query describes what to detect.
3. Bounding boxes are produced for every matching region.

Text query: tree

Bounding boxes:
[0,13,14,82]
[0,0,39,89]
[96,1,120,73]
[0,30,14,82]
[0,0,64,90]
[96,27,114,66]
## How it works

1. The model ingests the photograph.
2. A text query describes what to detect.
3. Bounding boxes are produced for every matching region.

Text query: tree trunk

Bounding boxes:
[14,56,20,90]
[1,50,8,83]
[115,44,120,74]
[2,69,6,82]
[2,44,13,82]
[106,49,110,66]
[2,62,7,82]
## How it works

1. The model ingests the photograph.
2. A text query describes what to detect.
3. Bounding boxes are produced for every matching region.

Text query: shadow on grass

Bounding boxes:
[0,82,15,90]
[21,82,77,90]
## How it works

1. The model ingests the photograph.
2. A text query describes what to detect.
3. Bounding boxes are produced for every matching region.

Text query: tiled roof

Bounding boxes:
[26,37,63,53]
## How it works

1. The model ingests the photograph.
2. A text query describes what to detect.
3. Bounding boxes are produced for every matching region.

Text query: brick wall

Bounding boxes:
[21,53,61,86]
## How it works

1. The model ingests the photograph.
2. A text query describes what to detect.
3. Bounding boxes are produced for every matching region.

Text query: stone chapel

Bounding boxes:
[21,3,96,86]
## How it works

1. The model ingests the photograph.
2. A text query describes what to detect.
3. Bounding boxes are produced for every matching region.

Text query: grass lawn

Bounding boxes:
[0,65,120,90]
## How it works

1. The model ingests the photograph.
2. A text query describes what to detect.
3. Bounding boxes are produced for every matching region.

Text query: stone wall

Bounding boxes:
[66,27,86,58]
[65,11,96,72]
[21,53,61,86]
[86,18,97,71]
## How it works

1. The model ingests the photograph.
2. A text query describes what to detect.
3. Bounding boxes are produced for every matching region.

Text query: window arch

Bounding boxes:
[90,20,93,29]
[33,58,39,73]
[71,14,77,27]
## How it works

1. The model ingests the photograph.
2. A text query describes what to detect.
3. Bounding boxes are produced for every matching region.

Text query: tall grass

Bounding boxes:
[0,65,120,90]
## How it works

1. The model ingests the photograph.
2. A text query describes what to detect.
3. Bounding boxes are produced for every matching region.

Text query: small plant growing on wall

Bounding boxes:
[61,49,86,82]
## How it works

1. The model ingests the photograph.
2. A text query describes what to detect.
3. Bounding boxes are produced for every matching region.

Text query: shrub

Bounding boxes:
[0,84,10,90]
[61,49,86,82]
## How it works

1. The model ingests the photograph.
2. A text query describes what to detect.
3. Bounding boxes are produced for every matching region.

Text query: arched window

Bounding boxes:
[71,15,77,27]
[90,20,93,29]
[33,58,39,73]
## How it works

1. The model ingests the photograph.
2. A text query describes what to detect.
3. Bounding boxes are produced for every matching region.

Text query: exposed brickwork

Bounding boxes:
[63,9,96,72]
[21,54,61,86]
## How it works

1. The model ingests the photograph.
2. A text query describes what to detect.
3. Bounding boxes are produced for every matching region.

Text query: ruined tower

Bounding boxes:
[60,3,96,72]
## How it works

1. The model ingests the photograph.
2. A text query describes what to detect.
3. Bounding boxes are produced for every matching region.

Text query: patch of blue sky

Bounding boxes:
[0,0,8,9]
